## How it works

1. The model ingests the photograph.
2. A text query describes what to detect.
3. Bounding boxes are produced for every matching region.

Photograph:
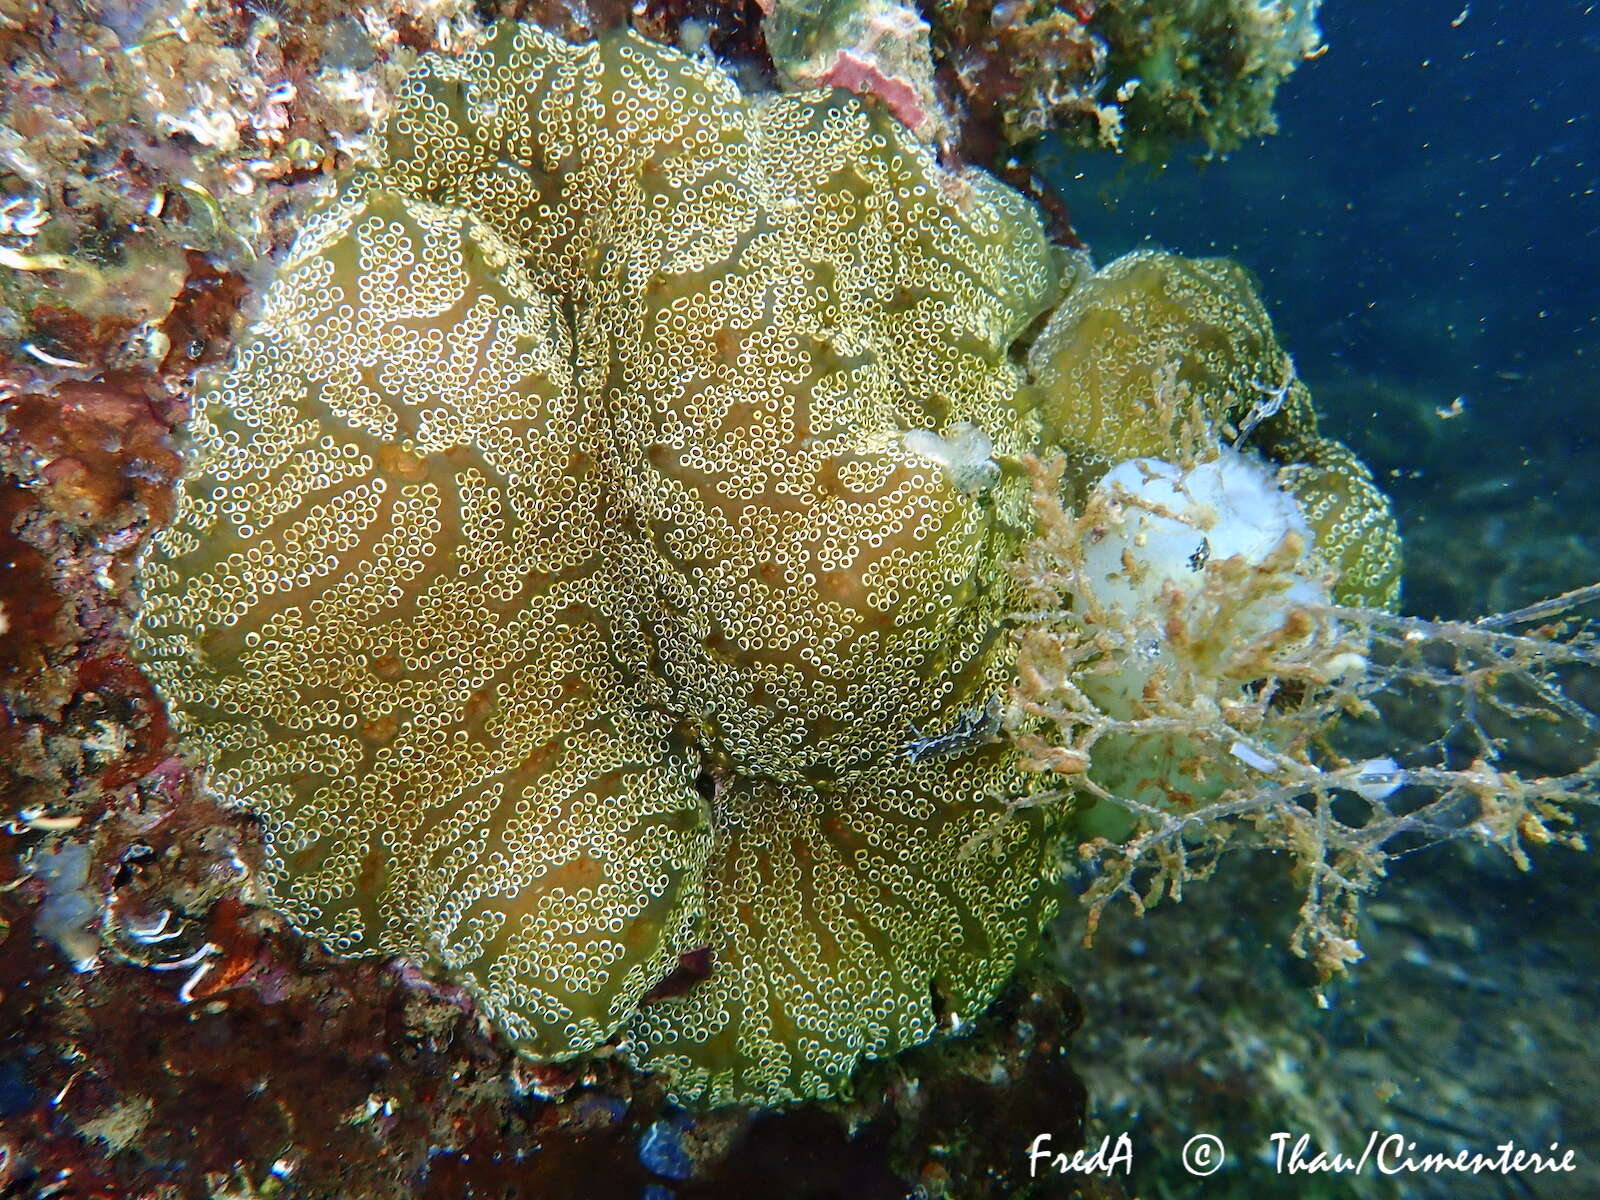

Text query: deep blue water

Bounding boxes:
[1056,0,1599,387]
[1045,0,1599,613]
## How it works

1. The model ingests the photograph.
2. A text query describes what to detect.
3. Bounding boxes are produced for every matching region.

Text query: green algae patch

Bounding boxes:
[1090,0,1326,159]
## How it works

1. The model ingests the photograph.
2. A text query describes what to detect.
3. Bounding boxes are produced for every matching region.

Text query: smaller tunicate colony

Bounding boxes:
[134,23,1399,1105]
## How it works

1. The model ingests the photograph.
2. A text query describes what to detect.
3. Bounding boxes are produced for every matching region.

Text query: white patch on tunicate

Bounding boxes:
[1083,449,1327,625]
[902,421,1001,496]
[1074,448,1333,725]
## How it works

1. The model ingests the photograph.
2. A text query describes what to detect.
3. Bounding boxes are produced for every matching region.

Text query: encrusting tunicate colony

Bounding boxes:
[134,22,1401,1105]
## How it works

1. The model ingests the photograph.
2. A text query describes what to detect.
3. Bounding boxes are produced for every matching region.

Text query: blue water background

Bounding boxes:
[1047,0,1599,615]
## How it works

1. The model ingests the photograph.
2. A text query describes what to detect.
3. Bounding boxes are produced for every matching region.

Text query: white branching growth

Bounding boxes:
[1002,455,1596,982]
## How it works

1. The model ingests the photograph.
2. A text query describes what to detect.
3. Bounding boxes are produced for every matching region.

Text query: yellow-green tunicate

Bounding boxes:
[135,23,1402,1107]
[136,23,1069,1106]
